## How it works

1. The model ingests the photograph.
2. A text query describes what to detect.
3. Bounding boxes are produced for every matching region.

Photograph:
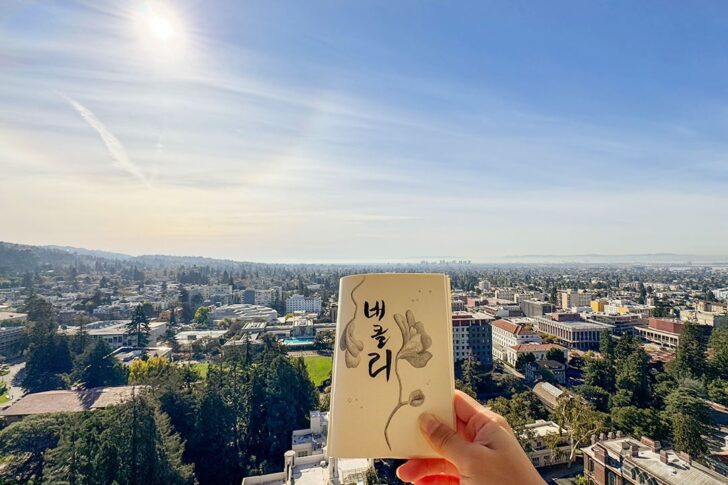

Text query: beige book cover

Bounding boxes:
[327,273,455,458]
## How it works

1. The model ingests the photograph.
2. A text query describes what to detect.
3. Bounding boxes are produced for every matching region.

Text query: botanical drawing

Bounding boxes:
[340,277,365,368]
[384,309,432,450]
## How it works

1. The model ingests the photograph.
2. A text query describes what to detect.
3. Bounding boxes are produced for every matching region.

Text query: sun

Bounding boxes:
[146,11,175,43]
[133,3,186,59]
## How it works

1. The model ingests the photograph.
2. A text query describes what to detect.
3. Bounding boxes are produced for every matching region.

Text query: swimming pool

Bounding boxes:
[282,337,315,346]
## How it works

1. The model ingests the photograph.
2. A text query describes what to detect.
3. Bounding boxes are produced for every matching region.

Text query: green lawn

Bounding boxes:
[0,393,9,404]
[303,356,332,387]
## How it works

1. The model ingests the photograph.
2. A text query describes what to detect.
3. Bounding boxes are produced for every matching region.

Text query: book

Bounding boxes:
[327,273,455,458]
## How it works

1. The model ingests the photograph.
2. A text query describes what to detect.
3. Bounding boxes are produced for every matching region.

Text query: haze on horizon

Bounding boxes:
[2,1,728,262]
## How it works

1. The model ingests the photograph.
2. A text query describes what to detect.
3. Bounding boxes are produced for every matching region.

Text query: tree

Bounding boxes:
[23,320,73,393]
[664,386,713,458]
[0,413,69,483]
[572,384,610,412]
[670,321,706,379]
[708,326,728,379]
[487,391,548,446]
[598,329,615,361]
[515,352,536,371]
[613,347,651,408]
[546,347,566,364]
[583,358,616,392]
[24,295,54,327]
[707,378,728,406]
[43,394,195,484]
[611,406,667,441]
[553,394,607,463]
[193,306,212,329]
[127,304,151,347]
[73,339,127,388]
[313,330,335,353]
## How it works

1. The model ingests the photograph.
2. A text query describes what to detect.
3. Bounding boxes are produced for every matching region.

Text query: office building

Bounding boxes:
[62,320,167,350]
[505,342,567,368]
[636,318,683,349]
[452,311,493,367]
[0,326,25,357]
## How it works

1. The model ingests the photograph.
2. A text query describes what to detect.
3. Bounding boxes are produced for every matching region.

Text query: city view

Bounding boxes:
[2,1,728,485]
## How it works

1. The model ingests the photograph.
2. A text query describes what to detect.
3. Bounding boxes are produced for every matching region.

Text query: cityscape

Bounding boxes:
[3,0,728,484]
[0,241,727,484]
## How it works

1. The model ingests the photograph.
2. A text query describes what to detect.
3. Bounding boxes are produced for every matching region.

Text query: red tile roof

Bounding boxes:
[492,319,536,336]
[510,343,565,352]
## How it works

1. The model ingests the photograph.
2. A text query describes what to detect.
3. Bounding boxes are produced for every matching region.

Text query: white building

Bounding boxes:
[478,280,492,291]
[286,295,322,314]
[522,420,571,469]
[491,319,541,363]
[212,304,278,323]
[62,320,167,349]
[506,343,567,367]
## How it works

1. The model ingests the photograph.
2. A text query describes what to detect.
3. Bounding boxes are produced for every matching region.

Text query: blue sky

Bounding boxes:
[1,1,727,262]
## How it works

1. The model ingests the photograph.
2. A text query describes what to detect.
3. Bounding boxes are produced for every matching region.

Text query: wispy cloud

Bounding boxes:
[58,92,149,186]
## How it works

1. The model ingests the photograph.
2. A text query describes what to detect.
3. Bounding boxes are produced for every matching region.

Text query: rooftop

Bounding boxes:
[510,343,565,352]
[1,386,140,418]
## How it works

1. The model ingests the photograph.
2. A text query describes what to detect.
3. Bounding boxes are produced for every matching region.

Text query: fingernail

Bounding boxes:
[418,412,440,435]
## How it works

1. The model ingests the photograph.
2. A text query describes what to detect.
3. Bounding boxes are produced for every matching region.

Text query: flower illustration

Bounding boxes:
[339,277,365,368]
[384,309,432,450]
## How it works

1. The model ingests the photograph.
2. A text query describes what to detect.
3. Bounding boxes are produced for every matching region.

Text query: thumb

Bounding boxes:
[418,413,477,467]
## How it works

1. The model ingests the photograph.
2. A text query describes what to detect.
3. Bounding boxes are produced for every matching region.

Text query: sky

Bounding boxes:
[1,1,728,263]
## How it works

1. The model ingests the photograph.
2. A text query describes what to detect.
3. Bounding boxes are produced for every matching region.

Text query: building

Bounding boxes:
[452,311,493,367]
[62,320,167,350]
[532,315,609,351]
[0,326,25,357]
[478,280,491,291]
[242,410,371,484]
[586,313,643,335]
[286,294,322,314]
[328,303,338,323]
[637,318,683,349]
[0,386,140,424]
[212,304,278,323]
[506,342,567,368]
[524,359,566,385]
[559,289,593,310]
[292,411,328,457]
[452,300,466,312]
[522,420,570,469]
[495,289,516,302]
[175,330,227,348]
[582,435,725,485]
[520,300,555,318]
[532,381,563,410]
[243,289,256,304]
[491,319,541,363]
[0,311,27,325]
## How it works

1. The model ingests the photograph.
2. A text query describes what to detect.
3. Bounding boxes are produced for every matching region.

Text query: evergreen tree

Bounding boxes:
[670,321,706,378]
[127,304,151,347]
[613,347,651,408]
[664,386,713,458]
[598,329,615,361]
[0,413,68,483]
[73,339,127,388]
[708,326,728,379]
[583,358,616,392]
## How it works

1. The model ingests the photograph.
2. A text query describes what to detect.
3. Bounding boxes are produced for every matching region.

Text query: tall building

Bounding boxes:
[478,280,491,291]
[491,319,541,362]
[242,289,256,305]
[559,289,593,309]
[452,311,492,367]
[286,294,322,314]
[0,326,25,357]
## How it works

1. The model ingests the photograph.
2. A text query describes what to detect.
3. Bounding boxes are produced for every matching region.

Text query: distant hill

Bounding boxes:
[497,253,728,264]
[44,245,133,261]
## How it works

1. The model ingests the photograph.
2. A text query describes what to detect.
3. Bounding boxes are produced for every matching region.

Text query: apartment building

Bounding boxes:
[491,319,541,363]
[452,311,493,367]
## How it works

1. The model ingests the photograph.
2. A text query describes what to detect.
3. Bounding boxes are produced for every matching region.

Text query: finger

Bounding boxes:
[414,476,461,485]
[419,413,477,466]
[453,390,487,422]
[397,459,459,483]
[406,309,416,325]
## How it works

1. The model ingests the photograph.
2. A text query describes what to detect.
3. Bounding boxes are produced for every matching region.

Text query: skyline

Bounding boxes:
[2,1,728,261]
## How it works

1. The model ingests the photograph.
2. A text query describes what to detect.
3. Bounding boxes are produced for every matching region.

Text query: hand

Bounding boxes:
[396,390,545,485]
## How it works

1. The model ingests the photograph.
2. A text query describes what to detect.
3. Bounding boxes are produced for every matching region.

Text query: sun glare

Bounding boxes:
[133,2,187,61]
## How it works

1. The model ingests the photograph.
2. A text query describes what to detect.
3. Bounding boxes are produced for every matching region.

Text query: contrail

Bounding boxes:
[59,92,149,186]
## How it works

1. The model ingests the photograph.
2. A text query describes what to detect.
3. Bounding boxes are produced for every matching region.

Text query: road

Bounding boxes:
[1,361,26,408]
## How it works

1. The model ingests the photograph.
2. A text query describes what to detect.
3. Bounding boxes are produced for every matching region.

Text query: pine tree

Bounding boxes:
[127,304,151,347]
[598,329,615,361]
[664,386,713,458]
[670,321,706,378]
[708,326,728,379]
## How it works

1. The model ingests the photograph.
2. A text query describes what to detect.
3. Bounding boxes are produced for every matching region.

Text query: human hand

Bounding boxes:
[396,390,545,485]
